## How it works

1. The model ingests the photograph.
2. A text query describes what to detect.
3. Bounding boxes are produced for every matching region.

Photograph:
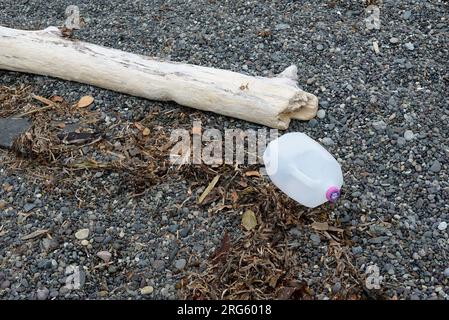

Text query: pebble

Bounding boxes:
[321,137,335,146]
[404,130,414,141]
[140,286,154,295]
[274,23,290,31]
[75,228,90,240]
[153,260,165,272]
[1,280,11,289]
[168,225,178,233]
[308,119,318,128]
[389,37,399,44]
[108,266,117,273]
[397,137,406,146]
[49,290,59,298]
[368,236,389,244]
[437,222,447,231]
[42,238,59,252]
[179,226,190,238]
[38,259,52,269]
[316,44,324,51]
[59,286,70,295]
[404,42,415,51]
[443,268,449,278]
[174,258,187,270]
[403,10,412,20]
[429,160,441,173]
[0,200,6,209]
[36,287,49,300]
[310,234,321,245]
[352,246,363,255]
[97,290,108,297]
[193,244,204,253]
[97,251,112,263]
[332,282,341,294]
[23,203,36,212]
[372,41,380,54]
[316,109,326,119]
[81,240,89,246]
[307,78,316,85]
[372,120,387,131]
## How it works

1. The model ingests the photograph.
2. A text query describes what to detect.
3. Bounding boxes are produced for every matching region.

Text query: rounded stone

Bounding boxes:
[404,130,414,141]
[140,286,154,295]
[174,259,187,270]
[97,251,112,263]
[317,109,326,119]
[389,37,399,44]
[404,42,415,51]
[75,228,90,240]
[36,287,49,300]
[321,137,335,146]
[437,222,447,231]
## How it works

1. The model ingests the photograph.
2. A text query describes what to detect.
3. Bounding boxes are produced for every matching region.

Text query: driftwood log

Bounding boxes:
[0,26,318,129]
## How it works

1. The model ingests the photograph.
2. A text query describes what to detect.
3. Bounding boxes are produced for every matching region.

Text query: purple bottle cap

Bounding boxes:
[326,186,341,203]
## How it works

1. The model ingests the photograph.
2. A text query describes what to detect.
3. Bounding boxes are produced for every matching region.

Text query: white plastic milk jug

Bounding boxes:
[263,132,343,208]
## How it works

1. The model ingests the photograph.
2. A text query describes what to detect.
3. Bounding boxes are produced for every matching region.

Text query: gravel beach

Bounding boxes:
[0,0,448,300]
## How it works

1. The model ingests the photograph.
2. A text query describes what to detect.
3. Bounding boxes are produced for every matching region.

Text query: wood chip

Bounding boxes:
[77,95,94,108]
[21,229,49,241]
[134,122,150,136]
[3,183,13,192]
[134,122,144,131]
[230,190,238,203]
[198,175,220,204]
[268,274,281,288]
[310,221,343,233]
[244,170,261,177]
[51,95,64,103]
[328,226,344,233]
[310,221,329,231]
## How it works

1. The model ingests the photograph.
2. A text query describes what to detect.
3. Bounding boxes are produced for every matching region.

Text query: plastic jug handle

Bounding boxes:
[290,166,320,188]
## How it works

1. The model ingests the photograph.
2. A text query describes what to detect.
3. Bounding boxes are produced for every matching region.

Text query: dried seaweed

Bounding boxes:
[1,85,367,300]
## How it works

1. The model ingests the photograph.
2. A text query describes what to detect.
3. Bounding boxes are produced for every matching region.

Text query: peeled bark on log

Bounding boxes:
[0,26,318,129]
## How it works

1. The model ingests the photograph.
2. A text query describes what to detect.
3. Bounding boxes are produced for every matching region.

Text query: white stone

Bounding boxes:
[389,37,399,44]
[75,228,89,240]
[372,41,380,54]
[404,130,414,141]
[438,221,447,231]
[317,109,326,119]
[404,42,415,51]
